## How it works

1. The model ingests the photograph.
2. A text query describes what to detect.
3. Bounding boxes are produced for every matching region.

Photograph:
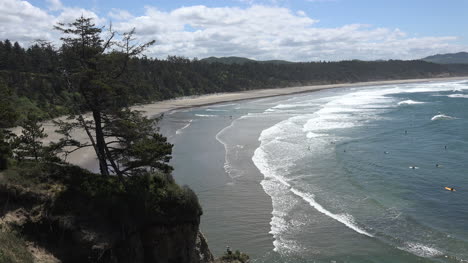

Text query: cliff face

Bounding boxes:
[0,165,215,263]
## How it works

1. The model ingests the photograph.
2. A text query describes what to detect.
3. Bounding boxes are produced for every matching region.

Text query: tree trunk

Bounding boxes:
[93,110,109,176]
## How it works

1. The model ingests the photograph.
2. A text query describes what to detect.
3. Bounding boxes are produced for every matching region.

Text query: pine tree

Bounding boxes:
[53,17,171,186]
[14,113,47,162]
[0,81,18,170]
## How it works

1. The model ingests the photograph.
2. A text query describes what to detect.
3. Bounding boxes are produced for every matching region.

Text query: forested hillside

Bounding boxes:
[2,39,468,123]
[421,52,468,64]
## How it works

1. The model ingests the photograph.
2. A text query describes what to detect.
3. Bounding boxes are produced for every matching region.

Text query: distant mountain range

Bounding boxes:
[421,52,468,64]
[201,53,468,65]
[200,56,293,65]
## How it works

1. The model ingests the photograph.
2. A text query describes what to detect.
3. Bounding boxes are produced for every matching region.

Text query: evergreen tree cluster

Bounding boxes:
[1,39,468,125]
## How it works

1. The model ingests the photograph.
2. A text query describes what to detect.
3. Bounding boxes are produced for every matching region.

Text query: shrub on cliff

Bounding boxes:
[0,231,34,263]
[31,163,203,224]
[220,249,250,263]
[1,161,202,224]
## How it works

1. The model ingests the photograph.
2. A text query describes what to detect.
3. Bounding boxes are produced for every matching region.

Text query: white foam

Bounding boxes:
[253,147,292,188]
[399,242,444,258]
[216,119,237,180]
[431,114,456,121]
[206,109,228,112]
[290,188,373,237]
[273,102,319,109]
[251,79,468,254]
[306,132,325,138]
[447,94,468,98]
[195,114,216,117]
[175,120,192,135]
[398,100,425,105]
[215,116,253,180]
[301,87,398,135]
[253,142,373,246]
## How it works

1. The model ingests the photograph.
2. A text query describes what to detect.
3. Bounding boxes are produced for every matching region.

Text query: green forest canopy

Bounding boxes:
[1,38,468,124]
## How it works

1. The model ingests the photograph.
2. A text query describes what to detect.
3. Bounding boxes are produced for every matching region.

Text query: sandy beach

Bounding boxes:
[131,76,468,117]
[14,76,468,169]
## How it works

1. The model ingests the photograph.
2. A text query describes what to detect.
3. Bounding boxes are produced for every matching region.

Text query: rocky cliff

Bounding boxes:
[0,163,215,263]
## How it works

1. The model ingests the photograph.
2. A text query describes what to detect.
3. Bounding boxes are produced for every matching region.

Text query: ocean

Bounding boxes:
[158,79,468,262]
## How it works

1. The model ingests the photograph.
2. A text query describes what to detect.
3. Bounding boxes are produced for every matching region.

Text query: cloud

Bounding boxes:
[108,8,133,21]
[56,7,103,25]
[46,0,62,11]
[0,0,465,61]
[0,0,103,45]
[0,0,56,43]
[113,4,464,61]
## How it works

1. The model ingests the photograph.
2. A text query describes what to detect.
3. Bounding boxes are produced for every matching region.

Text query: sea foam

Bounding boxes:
[195,114,216,117]
[431,114,456,121]
[290,188,373,237]
[251,79,468,255]
[447,93,468,98]
[398,100,425,105]
[399,242,444,258]
[175,120,192,135]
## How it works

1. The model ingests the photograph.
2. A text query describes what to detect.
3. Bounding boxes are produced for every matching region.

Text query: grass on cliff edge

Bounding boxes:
[1,161,202,224]
[0,230,34,263]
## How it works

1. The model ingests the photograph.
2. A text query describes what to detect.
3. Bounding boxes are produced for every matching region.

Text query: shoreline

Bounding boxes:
[15,75,468,169]
[132,76,468,117]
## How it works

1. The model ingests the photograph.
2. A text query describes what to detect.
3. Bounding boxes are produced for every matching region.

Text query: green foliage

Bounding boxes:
[0,81,18,170]
[0,35,468,128]
[52,17,170,182]
[0,161,58,192]
[1,162,202,224]
[11,96,48,123]
[2,40,468,123]
[6,163,203,224]
[221,249,250,263]
[0,230,34,263]
[13,113,48,162]
[104,109,174,176]
[0,132,10,170]
[0,81,18,128]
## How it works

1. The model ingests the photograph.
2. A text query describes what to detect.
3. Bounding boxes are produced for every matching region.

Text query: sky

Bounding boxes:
[1,0,468,61]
